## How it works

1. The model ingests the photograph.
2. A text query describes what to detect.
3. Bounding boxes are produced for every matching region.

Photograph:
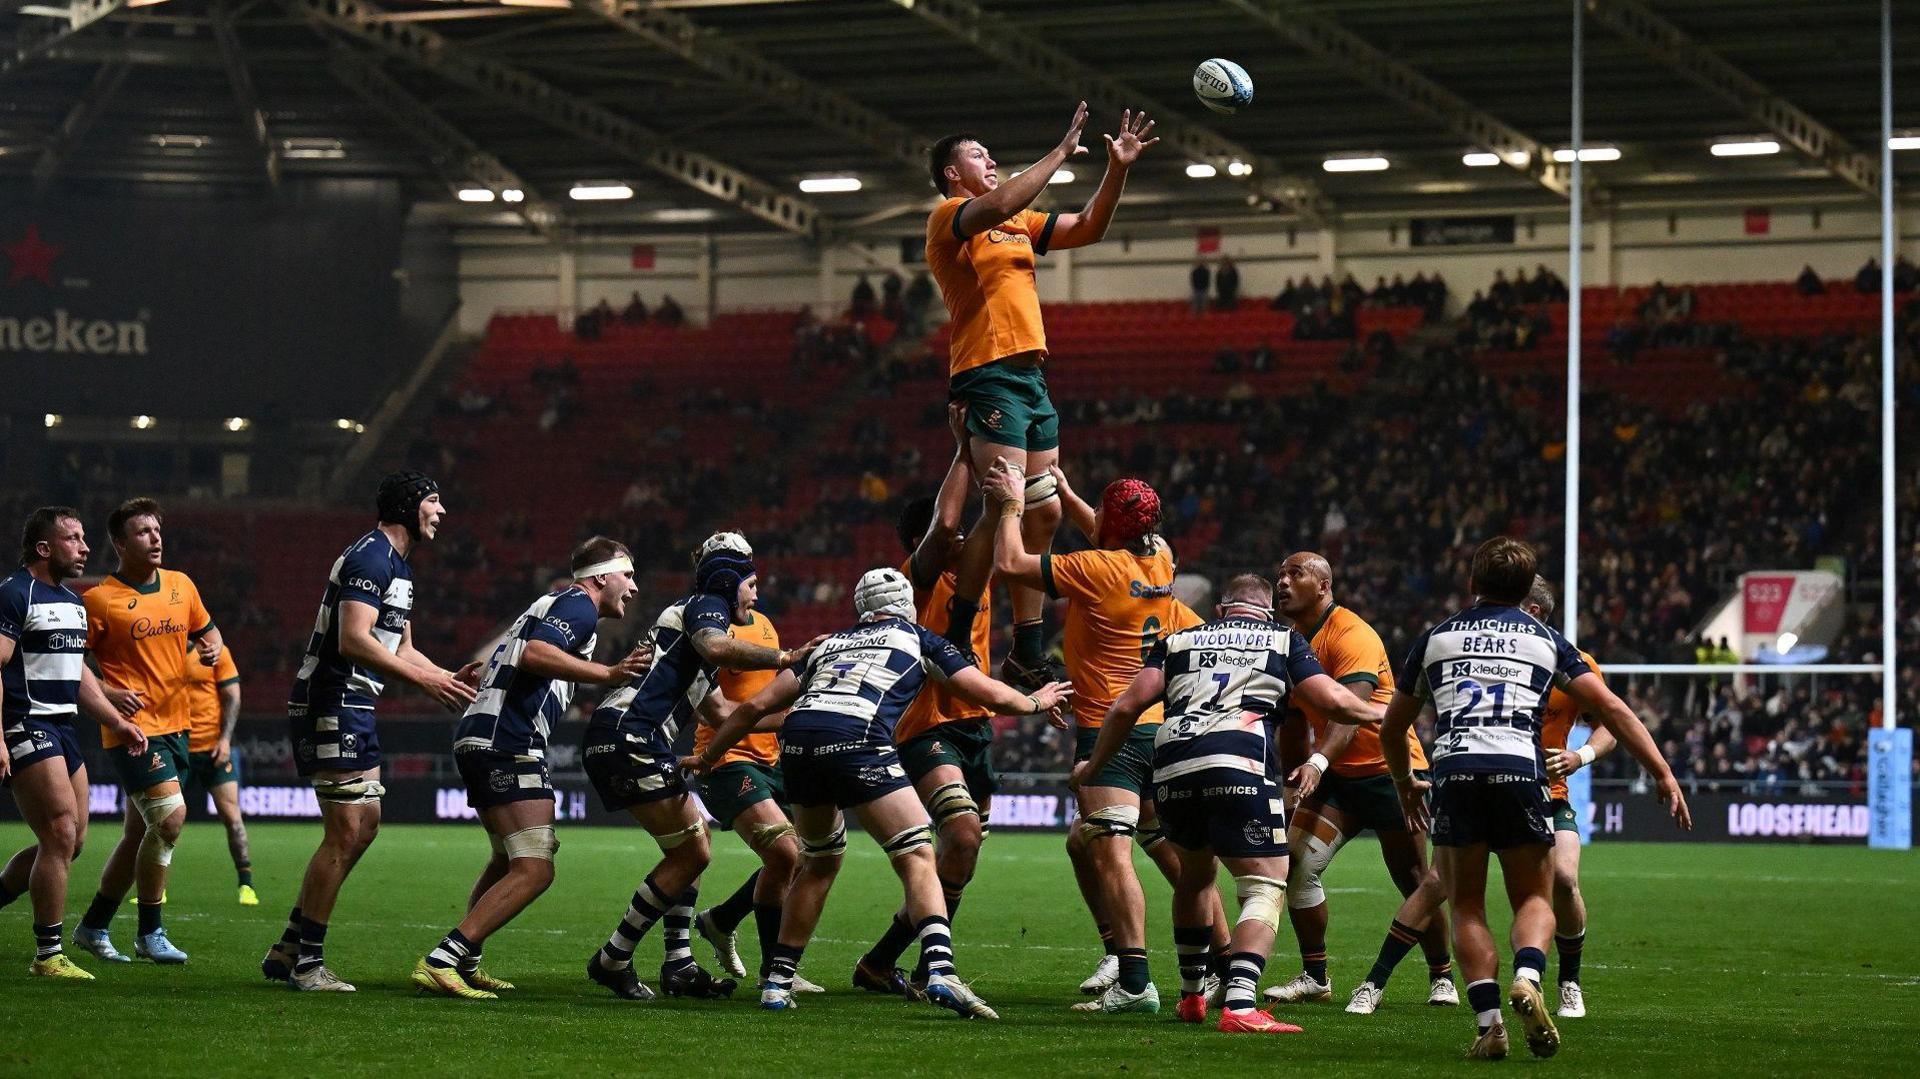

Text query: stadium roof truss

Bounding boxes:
[1,0,1915,230]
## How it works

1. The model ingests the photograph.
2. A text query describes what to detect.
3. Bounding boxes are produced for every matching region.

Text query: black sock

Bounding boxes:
[81,891,119,932]
[1426,950,1455,983]
[238,864,254,888]
[1467,978,1502,1033]
[33,922,62,960]
[1365,919,1423,987]
[709,870,760,934]
[136,901,163,937]
[1555,931,1585,984]
[279,907,303,951]
[1208,943,1230,981]
[295,917,328,974]
[1303,948,1329,984]
[863,909,916,970]
[1117,947,1150,994]
[1513,946,1547,985]
[753,903,782,978]
[1099,921,1117,956]
[1013,620,1045,665]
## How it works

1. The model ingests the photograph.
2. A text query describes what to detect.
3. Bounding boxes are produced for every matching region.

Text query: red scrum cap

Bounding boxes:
[1098,478,1160,548]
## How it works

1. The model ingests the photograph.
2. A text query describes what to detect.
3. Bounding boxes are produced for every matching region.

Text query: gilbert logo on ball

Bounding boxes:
[1193,58,1254,115]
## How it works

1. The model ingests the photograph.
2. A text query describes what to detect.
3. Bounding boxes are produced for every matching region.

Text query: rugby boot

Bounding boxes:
[1218,1007,1304,1034]
[925,974,999,1019]
[661,961,738,999]
[1509,977,1561,1058]
[697,911,748,978]
[1263,970,1332,1004]
[1071,981,1161,1014]
[72,927,131,964]
[586,952,656,1001]
[29,954,94,980]
[411,959,496,1000]
[136,928,188,964]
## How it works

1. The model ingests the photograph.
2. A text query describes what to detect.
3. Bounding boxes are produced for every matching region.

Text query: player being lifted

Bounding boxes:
[692,568,1073,1019]
[925,102,1158,690]
[265,471,479,992]
[73,498,225,966]
[1078,574,1384,1034]
[1382,538,1690,1061]
[413,536,651,1000]
[982,462,1228,1013]
[1522,575,1617,1019]
[1262,552,1456,1013]
[583,533,816,1002]
[855,405,1001,996]
[689,564,824,994]
[0,507,149,980]
[181,624,251,905]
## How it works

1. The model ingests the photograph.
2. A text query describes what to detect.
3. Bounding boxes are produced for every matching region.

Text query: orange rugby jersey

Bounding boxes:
[894,559,992,744]
[692,612,782,768]
[186,646,241,753]
[1293,603,1427,777]
[1540,649,1601,801]
[925,197,1056,376]
[1043,543,1180,729]
[83,568,213,746]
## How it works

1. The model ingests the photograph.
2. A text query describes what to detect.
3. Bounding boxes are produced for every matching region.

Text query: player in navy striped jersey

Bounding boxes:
[1382,538,1690,1061]
[694,568,1073,1019]
[1078,574,1381,1034]
[266,471,480,993]
[0,507,149,980]
[412,536,653,1000]
[583,533,822,1003]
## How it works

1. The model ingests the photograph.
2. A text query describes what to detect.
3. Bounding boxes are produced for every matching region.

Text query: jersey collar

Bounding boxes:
[111,570,163,595]
[1299,601,1338,642]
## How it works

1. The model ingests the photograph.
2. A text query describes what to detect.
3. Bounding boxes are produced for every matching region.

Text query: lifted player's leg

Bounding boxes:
[971,436,1061,687]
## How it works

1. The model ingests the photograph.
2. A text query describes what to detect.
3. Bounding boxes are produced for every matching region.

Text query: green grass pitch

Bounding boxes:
[0,822,1915,1077]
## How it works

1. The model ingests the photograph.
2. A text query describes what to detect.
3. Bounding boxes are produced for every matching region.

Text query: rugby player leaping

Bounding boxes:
[925,102,1158,690]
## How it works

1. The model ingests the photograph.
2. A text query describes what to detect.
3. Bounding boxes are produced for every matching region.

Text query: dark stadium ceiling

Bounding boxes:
[4,0,1920,236]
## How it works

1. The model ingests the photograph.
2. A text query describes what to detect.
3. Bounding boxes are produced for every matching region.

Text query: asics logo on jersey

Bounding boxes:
[126,598,137,609]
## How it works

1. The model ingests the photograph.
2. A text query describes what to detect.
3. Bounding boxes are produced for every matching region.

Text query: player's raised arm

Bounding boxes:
[1562,673,1691,830]
[908,403,976,591]
[1293,672,1385,727]
[952,101,1089,237]
[691,625,821,673]
[982,459,1046,588]
[939,665,1072,720]
[1046,109,1159,251]
[1047,464,1099,542]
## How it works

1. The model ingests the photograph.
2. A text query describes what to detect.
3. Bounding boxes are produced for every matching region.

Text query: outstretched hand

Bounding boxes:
[1056,100,1091,159]
[1104,109,1159,167]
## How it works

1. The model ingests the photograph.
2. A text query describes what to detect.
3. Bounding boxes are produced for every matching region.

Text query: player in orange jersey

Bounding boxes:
[984,461,1226,1014]
[925,103,1158,691]
[1524,576,1617,1019]
[1263,552,1456,1014]
[181,641,251,905]
[73,498,225,965]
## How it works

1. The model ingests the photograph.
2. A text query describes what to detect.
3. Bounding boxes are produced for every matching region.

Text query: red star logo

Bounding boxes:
[3,225,62,287]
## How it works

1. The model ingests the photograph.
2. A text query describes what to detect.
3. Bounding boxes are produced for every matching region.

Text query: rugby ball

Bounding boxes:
[1193,58,1254,115]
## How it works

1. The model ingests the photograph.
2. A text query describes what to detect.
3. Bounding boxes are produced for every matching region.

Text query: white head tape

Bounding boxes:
[574,555,635,580]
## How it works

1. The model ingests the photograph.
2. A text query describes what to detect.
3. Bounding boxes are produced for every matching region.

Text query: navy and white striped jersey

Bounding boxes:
[783,617,974,745]
[1397,602,1591,779]
[289,530,414,717]
[455,587,600,758]
[588,593,731,751]
[1145,616,1325,782]
[0,569,87,728]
